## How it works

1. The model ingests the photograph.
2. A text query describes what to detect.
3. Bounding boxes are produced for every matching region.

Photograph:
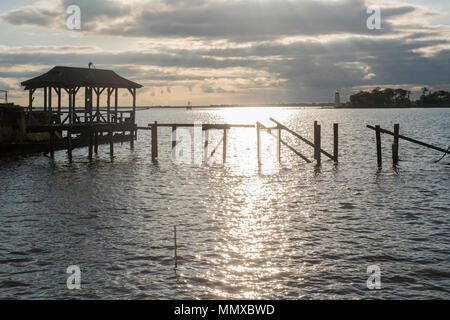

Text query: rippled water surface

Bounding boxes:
[0,107,449,299]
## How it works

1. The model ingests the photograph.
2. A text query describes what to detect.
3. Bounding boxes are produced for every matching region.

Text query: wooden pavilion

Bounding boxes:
[21,66,143,159]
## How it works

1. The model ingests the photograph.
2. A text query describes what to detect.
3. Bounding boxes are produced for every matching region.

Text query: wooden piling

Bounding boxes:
[67,129,72,161]
[392,123,399,166]
[375,125,382,168]
[204,129,209,164]
[94,130,98,154]
[223,129,227,164]
[333,123,339,163]
[172,126,177,160]
[151,121,158,162]
[277,126,281,163]
[109,131,114,158]
[256,122,261,166]
[314,124,321,165]
[50,129,55,158]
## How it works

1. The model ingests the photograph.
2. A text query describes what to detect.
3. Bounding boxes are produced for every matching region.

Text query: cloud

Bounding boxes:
[0,0,449,105]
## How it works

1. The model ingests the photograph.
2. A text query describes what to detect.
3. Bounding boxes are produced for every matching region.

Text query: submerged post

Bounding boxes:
[256,122,261,166]
[151,121,158,163]
[204,129,209,164]
[171,126,177,160]
[392,123,399,166]
[277,126,281,163]
[375,125,382,168]
[333,123,339,163]
[223,129,227,164]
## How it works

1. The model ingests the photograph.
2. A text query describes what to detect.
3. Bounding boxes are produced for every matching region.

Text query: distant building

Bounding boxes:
[335,90,341,108]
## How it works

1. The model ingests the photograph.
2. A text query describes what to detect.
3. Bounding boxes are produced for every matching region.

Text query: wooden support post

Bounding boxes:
[392,123,399,166]
[204,129,209,164]
[256,122,261,166]
[48,87,52,113]
[109,130,114,158]
[67,129,72,161]
[57,88,61,119]
[314,123,321,165]
[96,88,100,122]
[333,123,339,163]
[50,129,55,158]
[172,126,177,160]
[174,225,178,269]
[151,121,158,162]
[94,130,98,154]
[277,126,281,163]
[44,87,47,111]
[223,129,227,164]
[375,125,382,168]
[130,88,136,148]
[114,88,118,123]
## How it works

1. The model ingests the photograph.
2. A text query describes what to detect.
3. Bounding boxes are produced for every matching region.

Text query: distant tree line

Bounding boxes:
[346,87,450,107]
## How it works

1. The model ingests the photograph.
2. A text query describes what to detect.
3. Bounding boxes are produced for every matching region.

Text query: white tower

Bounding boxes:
[335,90,341,108]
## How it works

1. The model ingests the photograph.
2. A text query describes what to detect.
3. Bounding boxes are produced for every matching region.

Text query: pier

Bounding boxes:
[16,66,142,159]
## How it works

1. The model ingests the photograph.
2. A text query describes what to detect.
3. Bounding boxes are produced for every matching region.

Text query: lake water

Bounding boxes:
[0,107,449,299]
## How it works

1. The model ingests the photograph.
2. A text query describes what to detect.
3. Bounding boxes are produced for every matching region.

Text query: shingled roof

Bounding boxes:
[21,66,143,89]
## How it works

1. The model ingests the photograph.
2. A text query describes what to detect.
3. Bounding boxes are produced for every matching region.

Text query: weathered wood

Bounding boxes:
[109,131,114,158]
[256,122,261,166]
[277,127,281,163]
[94,130,98,154]
[130,88,136,148]
[259,122,311,163]
[67,129,72,161]
[223,129,227,164]
[48,86,52,112]
[367,125,449,154]
[314,123,321,165]
[392,123,399,166]
[269,118,334,160]
[171,126,177,160]
[49,129,55,158]
[151,121,158,162]
[174,225,178,269]
[375,125,382,168]
[334,123,339,163]
[204,129,209,164]
[147,123,256,129]
[44,87,47,111]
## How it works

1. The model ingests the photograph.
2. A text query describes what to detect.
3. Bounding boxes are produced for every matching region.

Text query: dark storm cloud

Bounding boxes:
[2,0,415,40]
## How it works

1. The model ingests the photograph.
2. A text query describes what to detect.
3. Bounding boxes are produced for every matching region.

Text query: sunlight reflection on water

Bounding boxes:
[0,107,449,299]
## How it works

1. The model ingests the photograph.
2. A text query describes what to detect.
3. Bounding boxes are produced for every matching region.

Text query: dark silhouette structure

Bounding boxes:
[20,66,143,159]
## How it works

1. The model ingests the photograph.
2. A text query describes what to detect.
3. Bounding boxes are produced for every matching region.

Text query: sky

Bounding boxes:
[0,0,449,106]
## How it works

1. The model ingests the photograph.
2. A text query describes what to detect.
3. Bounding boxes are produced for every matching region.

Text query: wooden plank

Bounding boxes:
[376,125,382,168]
[223,129,227,164]
[333,123,339,163]
[151,121,158,162]
[259,122,311,163]
[393,123,399,166]
[314,123,321,165]
[367,125,449,154]
[256,122,261,166]
[269,118,334,160]
[147,123,256,129]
